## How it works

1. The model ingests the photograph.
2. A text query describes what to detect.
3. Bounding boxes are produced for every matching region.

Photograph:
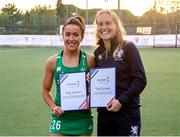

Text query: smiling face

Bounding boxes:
[62,24,82,52]
[96,12,117,43]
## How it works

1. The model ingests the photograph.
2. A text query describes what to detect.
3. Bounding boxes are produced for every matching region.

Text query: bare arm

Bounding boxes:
[42,56,63,116]
[87,54,96,68]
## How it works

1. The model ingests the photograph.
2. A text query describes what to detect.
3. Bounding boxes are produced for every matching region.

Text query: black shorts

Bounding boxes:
[97,109,141,136]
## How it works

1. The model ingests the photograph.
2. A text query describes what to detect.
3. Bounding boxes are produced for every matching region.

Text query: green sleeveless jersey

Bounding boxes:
[50,50,93,135]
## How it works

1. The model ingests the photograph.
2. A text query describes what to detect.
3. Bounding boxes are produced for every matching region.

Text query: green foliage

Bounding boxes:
[56,0,64,25]
[1,3,23,25]
[0,1,180,34]
[1,3,22,16]
[29,5,56,28]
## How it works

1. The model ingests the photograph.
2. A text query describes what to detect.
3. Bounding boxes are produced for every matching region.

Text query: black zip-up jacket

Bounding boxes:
[94,41,147,109]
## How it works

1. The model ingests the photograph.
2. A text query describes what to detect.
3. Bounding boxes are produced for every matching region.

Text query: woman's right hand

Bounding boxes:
[52,106,64,116]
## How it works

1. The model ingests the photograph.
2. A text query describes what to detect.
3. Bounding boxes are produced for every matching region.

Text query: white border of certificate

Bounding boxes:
[90,67,116,108]
[59,72,88,111]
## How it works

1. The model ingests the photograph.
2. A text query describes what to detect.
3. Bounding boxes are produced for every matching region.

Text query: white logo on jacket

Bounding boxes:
[98,54,103,60]
[114,50,123,60]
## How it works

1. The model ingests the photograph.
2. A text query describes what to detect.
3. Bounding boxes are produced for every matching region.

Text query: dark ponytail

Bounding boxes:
[62,15,85,39]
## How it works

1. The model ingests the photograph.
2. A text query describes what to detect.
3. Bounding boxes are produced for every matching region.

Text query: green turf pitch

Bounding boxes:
[0,47,180,136]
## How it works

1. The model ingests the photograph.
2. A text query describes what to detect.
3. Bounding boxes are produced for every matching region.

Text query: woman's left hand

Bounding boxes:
[86,72,90,83]
[107,99,122,112]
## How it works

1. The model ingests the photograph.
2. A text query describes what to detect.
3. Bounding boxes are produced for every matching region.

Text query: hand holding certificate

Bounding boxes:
[59,72,88,111]
[90,67,116,108]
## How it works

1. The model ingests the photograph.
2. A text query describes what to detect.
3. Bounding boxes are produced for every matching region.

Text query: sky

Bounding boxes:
[0,0,155,16]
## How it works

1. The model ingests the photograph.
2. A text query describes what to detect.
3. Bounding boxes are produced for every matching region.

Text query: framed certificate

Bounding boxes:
[90,67,116,108]
[59,72,88,111]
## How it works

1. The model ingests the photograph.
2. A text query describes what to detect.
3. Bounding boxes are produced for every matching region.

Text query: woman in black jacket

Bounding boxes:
[94,9,147,136]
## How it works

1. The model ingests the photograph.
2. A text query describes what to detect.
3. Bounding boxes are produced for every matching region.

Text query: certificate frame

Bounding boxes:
[90,67,116,108]
[59,71,88,111]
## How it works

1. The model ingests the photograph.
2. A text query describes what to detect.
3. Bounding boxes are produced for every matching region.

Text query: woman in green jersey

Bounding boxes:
[42,16,96,136]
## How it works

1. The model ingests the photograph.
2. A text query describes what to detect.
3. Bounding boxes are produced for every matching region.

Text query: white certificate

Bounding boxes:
[59,72,88,111]
[90,67,116,108]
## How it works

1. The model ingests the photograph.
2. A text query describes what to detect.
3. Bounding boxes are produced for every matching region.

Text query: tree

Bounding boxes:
[1,3,23,33]
[1,3,22,25]
[2,3,23,23]
[56,0,64,25]
[29,5,56,34]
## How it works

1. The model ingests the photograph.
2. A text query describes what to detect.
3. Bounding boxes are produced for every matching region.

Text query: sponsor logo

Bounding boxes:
[67,81,80,88]
[56,67,61,71]
[96,76,109,85]
[81,67,86,71]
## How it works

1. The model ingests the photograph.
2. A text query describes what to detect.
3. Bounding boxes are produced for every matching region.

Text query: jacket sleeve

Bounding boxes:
[118,42,147,105]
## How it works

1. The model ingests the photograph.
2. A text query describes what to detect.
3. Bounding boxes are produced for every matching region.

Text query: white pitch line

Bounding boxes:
[0,48,38,53]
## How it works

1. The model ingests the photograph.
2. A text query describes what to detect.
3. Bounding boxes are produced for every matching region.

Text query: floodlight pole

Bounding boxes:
[118,0,120,19]
[153,0,156,33]
[86,0,88,24]
[66,5,69,20]
[153,0,156,48]
[175,1,180,48]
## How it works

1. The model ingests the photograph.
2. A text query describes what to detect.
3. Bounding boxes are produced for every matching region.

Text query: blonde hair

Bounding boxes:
[94,9,126,58]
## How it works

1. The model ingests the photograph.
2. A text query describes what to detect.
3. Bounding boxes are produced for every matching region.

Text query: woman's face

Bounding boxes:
[96,12,117,42]
[62,24,82,51]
